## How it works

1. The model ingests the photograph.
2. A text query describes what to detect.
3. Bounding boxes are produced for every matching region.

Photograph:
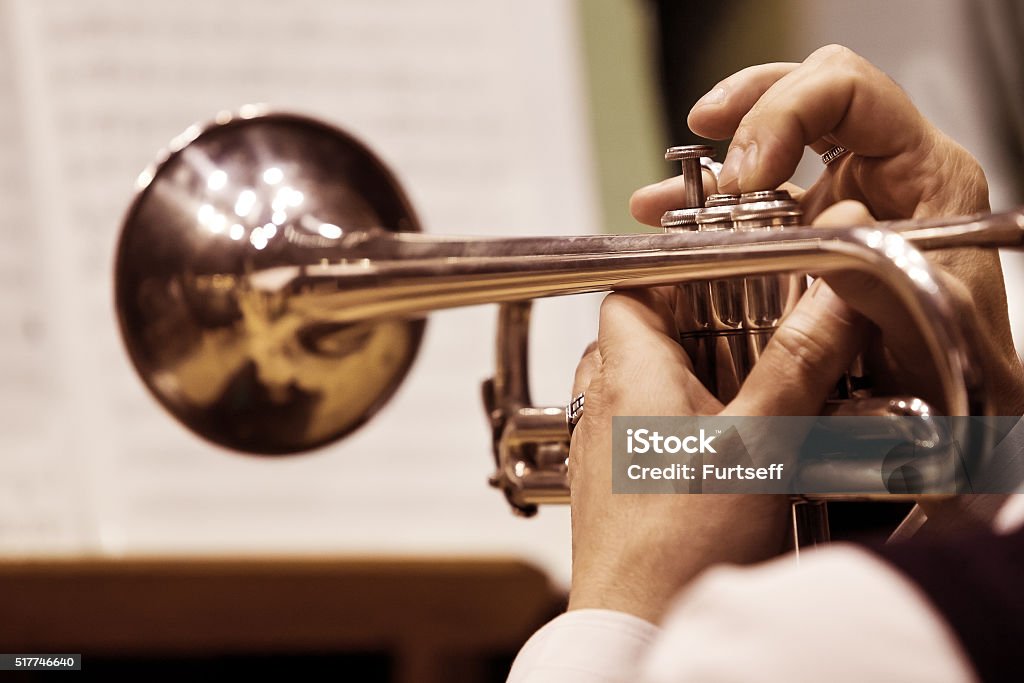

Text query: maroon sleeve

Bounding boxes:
[869,524,1024,682]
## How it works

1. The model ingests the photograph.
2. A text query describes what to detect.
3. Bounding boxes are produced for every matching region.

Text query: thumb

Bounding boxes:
[724,280,869,416]
[597,289,681,365]
[596,290,718,415]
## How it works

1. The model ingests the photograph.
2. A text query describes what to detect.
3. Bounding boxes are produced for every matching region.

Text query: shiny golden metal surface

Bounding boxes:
[114,112,1024,510]
[116,112,425,454]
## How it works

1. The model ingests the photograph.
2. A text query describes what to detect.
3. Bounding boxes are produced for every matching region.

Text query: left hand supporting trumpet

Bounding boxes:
[566,203,873,623]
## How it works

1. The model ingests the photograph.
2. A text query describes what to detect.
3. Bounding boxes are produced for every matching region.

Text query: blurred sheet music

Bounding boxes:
[0,0,603,586]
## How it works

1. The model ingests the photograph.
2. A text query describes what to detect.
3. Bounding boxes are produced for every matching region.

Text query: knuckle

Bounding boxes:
[950,146,990,209]
[813,43,857,65]
[812,44,870,82]
[728,127,756,151]
[916,133,990,214]
[769,322,831,377]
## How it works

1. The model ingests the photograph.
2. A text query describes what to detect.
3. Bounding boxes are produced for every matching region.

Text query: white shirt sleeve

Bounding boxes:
[507,608,659,683]
[507,545,977,683]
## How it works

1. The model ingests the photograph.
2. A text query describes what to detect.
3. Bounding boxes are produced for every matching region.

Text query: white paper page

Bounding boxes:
[0,0,604,587]
[0,0,99,553]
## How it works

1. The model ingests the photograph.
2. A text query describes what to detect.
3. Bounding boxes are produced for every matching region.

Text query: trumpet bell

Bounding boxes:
[115,113,425,454]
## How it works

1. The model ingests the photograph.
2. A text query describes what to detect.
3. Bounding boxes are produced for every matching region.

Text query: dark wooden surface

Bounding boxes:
[0,556,563,682]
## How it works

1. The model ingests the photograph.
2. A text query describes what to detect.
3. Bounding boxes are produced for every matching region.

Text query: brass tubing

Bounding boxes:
[241,222,1009,421]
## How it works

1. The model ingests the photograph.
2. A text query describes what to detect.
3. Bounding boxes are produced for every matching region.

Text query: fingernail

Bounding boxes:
[738,141,759,189]
[718,147,744,189]
[694,86,726,108]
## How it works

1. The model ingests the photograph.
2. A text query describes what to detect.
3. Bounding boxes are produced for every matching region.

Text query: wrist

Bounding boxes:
[567,547,711,623]
[568,576,679,624]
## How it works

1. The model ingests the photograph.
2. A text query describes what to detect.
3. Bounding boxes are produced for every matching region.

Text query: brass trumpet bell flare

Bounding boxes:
[115,113,425,454]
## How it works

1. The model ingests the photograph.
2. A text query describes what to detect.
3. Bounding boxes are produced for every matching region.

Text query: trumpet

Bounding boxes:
[115,111,1024,532]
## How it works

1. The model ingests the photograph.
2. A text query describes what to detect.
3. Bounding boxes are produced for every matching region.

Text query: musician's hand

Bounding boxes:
[567,203,871,623]
[631,44,1024,416]
[688,44,987,220]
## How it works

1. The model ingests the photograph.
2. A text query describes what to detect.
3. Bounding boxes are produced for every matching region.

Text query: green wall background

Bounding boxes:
[576,0,793,233]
